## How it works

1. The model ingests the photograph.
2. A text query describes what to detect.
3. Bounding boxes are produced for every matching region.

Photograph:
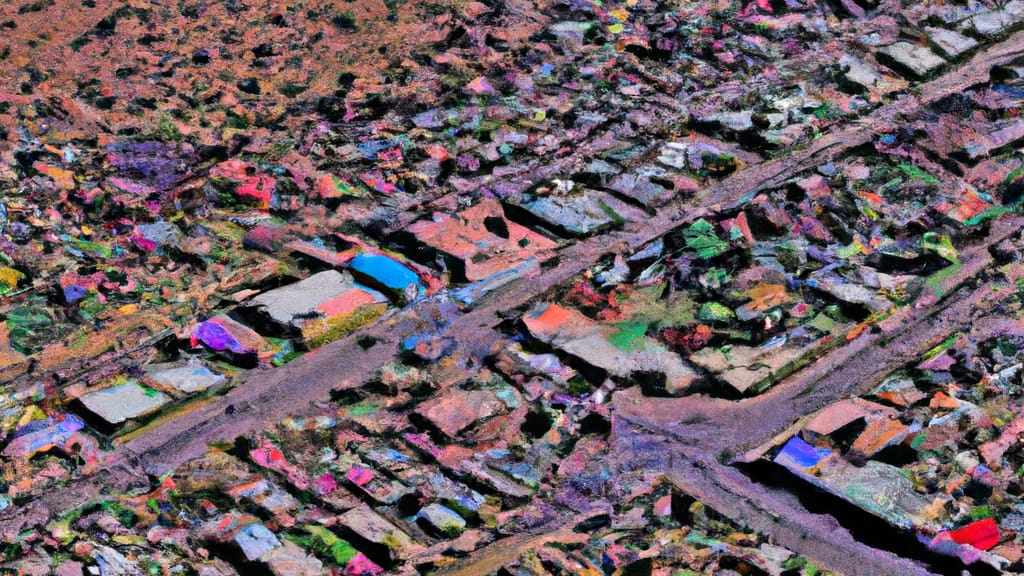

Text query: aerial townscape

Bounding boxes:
[0,0,1022,574]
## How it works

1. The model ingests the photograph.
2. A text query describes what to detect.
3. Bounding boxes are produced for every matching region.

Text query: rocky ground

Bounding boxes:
[0,0,1023,574]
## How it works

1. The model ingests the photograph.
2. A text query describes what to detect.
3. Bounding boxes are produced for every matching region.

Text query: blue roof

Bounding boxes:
[350,253,420,292]
[775,436,832,470]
